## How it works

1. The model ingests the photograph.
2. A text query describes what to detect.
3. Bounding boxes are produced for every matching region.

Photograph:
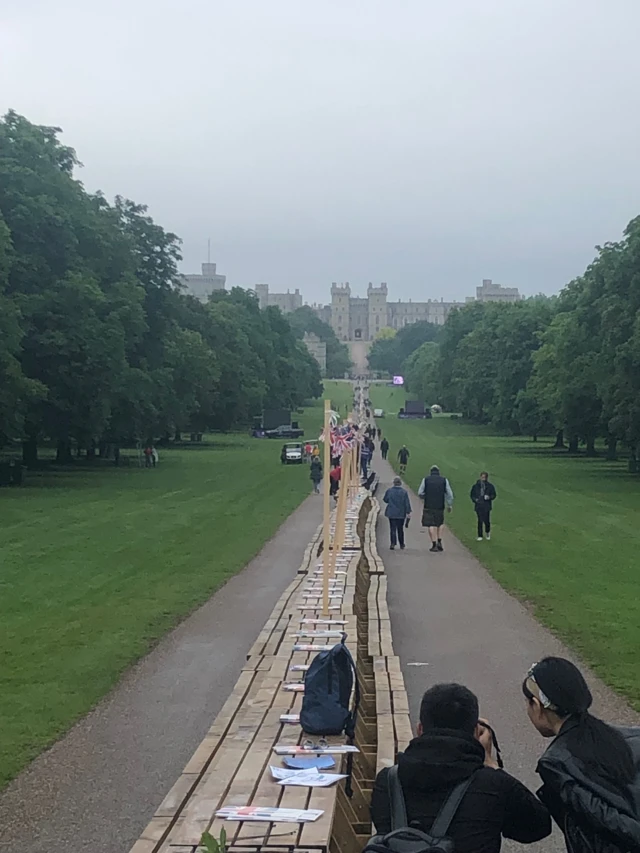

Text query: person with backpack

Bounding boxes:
[418,465,454,553]
[369,683,551,853]
[383,477,412,550]
[470,472,496,541]
[381,437,390,460]
[523,657,640,853]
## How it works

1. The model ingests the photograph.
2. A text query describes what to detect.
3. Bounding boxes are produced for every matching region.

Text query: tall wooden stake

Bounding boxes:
[322,399,331,616]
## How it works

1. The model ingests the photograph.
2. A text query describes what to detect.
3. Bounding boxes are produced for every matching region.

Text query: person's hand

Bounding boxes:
[476,719,499,769]
[447,506,452,513]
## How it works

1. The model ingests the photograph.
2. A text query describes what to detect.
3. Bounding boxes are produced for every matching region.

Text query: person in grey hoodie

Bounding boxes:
[383,476,412,550]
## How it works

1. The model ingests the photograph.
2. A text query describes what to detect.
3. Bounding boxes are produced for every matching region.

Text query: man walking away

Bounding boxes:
[380,437,389,460]
[383,476,412,550]
[470,471,497,540]
[418,464,453,552]
[361,441,372,478]
[370,683,551,853]
[397,444,410,475]
[377,427,382,439]
[310,456,322,494]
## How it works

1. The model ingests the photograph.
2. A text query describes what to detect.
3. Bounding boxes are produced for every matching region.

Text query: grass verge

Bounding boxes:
[0,399,325,788]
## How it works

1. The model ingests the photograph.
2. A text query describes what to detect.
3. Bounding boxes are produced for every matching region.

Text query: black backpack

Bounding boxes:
[364,765,476,853]
[300,635,359,738]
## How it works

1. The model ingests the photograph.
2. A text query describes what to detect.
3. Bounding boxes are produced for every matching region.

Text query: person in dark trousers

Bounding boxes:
[329,459,341,500]
[280,444,287,465]
[370,683,551,853]
[377,427,382,439]
[523,657,640,853]
[397,444,410,475]
[418,464,454,552]
[380,437,389,460]
[383,476,412,550]
[361,441,372,477]
[309,456,322,494]
[470,471,497,541]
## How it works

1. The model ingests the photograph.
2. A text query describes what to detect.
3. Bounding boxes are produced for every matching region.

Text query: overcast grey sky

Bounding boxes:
[2,0,640,303]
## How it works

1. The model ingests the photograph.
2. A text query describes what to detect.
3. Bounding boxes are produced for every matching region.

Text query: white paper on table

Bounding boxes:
[279,771,348,787]
[274,744,359,755]
[215,806,323,822]
[279,713,300,723]
[270,765,319,781]
[282,682,305,691]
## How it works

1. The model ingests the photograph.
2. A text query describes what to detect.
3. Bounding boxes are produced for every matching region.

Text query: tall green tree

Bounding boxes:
[368,320,439,375]
[288,306,352,377]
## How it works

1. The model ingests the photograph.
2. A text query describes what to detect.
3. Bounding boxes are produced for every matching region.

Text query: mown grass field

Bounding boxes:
[0,398,327,788]
[371,385,640,709]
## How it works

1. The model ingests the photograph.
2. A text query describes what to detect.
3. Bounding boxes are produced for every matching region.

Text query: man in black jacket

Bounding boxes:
[418,465,454,552]
[370,683,551,853]
[470,471,497,541]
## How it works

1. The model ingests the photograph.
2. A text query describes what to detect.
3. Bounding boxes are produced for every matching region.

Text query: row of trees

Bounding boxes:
[393,216,640,461]
[287,306,352,378]
[0,111,322,463]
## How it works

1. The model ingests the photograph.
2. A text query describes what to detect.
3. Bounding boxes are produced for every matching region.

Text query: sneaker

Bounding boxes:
[477,536,483,541]
[400,544,406,550]
[390,545,395,550]
[430,543,438,553]
[486,533,491,541]
[437,542,444,552]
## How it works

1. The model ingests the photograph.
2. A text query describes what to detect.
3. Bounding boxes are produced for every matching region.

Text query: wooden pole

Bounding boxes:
[322,399,331,616]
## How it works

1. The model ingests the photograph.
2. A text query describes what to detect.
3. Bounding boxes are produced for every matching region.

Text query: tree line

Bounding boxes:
[373,217,640,464]
[0,112,322,463]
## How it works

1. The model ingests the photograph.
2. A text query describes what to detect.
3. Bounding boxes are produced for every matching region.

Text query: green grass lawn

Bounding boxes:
[0,399,327,788]
[371,385,640,709]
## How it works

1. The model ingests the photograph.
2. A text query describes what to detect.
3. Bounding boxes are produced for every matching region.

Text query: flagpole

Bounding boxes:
[322,399,331,616]
[331,448,349,577]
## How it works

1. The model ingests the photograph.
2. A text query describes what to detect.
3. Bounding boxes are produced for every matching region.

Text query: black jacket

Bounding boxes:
[370,730,551,853]
[536,722,640,853]
[470,480,496,512]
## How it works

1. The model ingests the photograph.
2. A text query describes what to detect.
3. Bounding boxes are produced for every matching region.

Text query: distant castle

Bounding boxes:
[179,264,521,374]
[254,279,521,343]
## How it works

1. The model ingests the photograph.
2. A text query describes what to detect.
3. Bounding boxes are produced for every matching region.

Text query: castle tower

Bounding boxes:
[367,282,388,340]
[254,283,269,310]
[330,282,351,341]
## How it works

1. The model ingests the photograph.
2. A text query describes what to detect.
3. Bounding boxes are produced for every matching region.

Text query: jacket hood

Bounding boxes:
[398,729,485,791]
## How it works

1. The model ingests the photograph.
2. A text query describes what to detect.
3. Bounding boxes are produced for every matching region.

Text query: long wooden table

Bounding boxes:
[129,490,413,853]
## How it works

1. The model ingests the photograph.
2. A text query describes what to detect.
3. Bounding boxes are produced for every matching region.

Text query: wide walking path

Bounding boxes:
[374,452,639,853]
[0,492,322,853]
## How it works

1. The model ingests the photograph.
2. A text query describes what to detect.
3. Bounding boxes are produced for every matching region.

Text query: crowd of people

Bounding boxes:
[369,659,640,853]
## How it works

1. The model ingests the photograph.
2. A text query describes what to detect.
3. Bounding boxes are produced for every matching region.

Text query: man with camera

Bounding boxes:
[369,683,551,853]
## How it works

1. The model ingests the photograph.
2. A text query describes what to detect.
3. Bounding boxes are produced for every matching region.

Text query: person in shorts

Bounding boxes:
[418,465,454,552]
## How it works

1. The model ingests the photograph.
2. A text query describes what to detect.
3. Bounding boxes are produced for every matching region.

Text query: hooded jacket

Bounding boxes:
[536,722,640,853]
[370,729,551,853]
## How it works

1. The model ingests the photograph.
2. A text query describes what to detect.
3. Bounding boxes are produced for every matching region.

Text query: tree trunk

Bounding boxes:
[87,440,96,459]
[56,440,73,463]
[568,435,579,453]
[532,434,538,442]
[553,429,565,448]
[585,436,596,456]
[174,431,182,442]
[22,438,38,466]
[606,438,618,461]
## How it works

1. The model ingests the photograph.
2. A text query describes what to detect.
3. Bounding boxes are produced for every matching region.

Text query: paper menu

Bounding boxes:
[273,744,359,755]
[279,713,300,723]
[215,806,323,822]
[270,766,347,787]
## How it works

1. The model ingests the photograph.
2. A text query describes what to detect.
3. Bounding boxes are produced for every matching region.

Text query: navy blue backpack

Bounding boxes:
[300,635,360,739]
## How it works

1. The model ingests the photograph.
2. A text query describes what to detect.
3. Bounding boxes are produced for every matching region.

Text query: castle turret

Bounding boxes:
[367,282,388,340]
[331,282,351,341]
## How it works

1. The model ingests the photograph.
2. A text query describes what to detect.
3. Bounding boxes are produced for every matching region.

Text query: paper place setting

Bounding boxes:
[270,766,347,787]
[215,806,322,822]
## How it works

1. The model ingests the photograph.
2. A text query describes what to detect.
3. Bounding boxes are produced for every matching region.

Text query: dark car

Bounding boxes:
[265,425,304,439]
